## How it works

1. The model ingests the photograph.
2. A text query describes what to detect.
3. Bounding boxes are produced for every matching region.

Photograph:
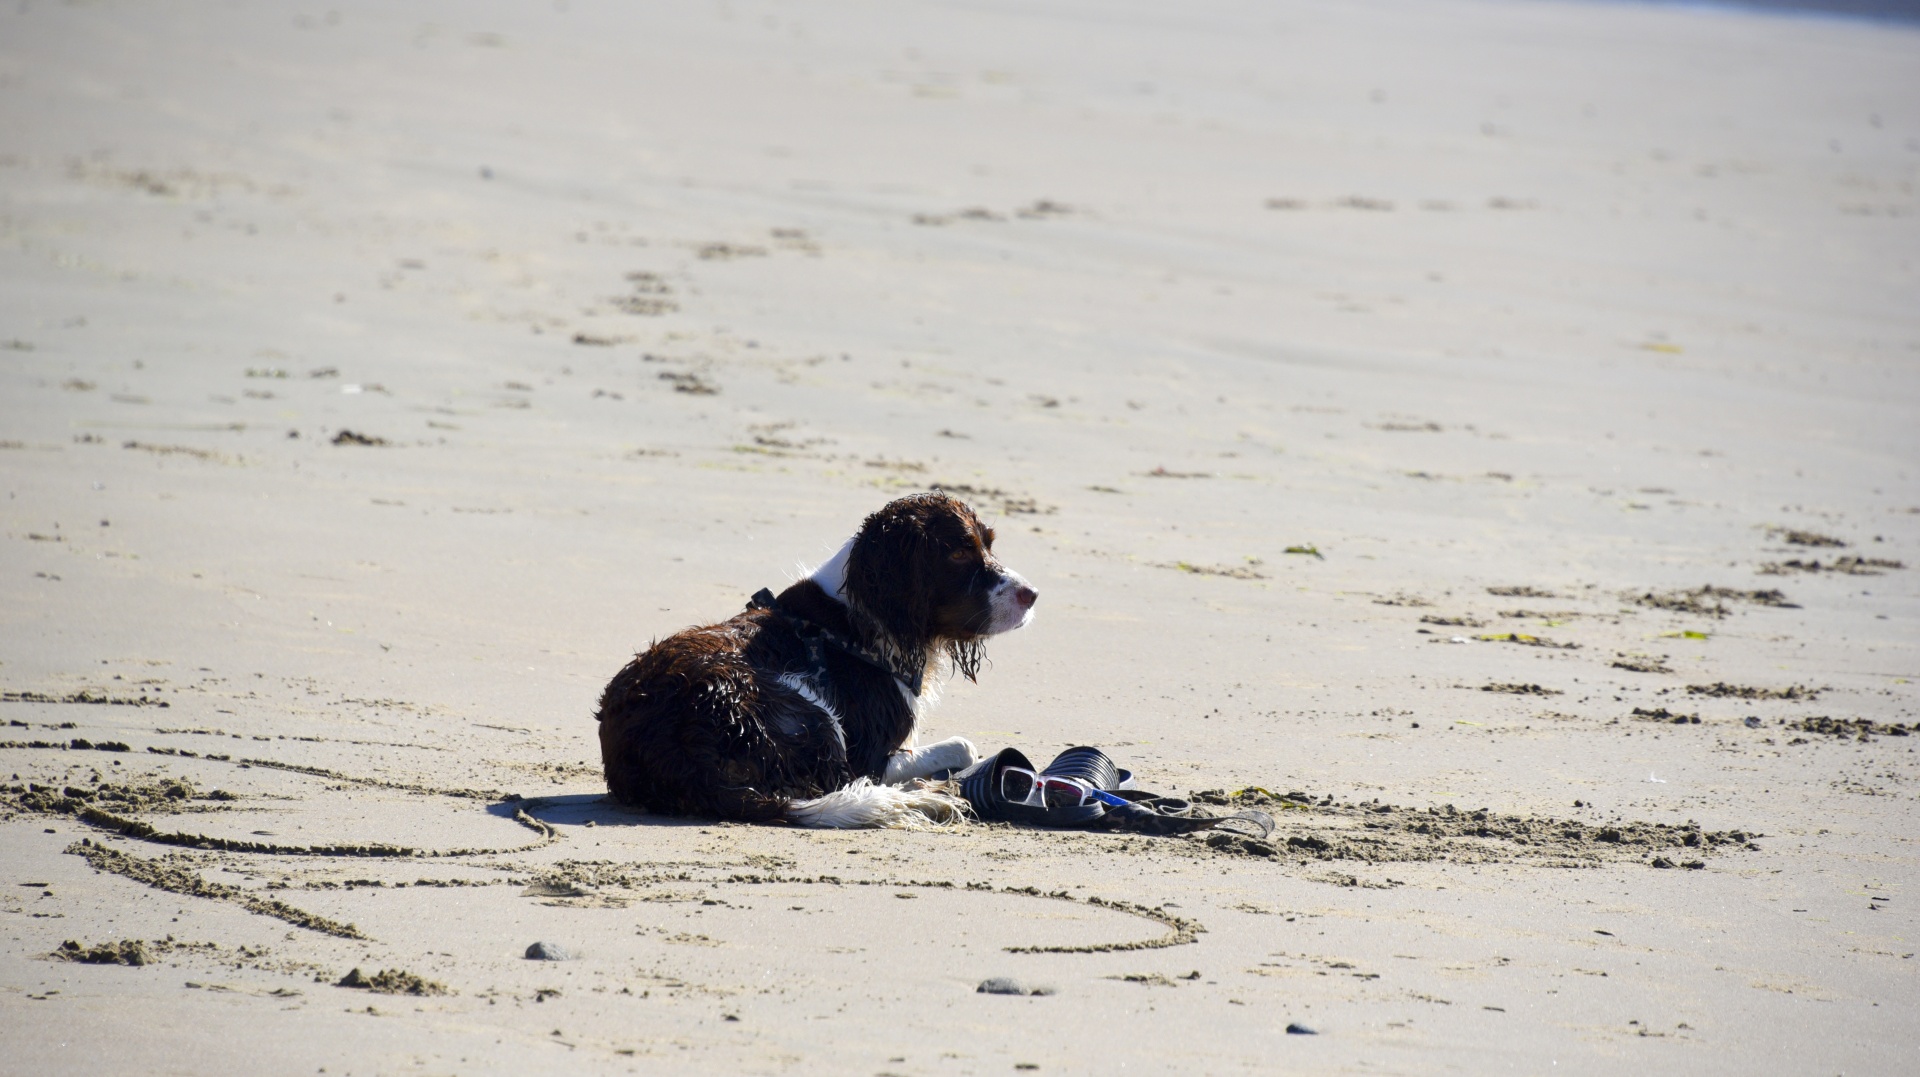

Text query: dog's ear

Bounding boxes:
[845,502,933,647]
[946,638,984,683]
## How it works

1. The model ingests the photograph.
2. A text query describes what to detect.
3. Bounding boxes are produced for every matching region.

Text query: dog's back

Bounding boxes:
[595,594,916,819]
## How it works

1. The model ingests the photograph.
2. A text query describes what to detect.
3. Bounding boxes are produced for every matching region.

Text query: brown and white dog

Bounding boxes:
[594,492,1037,828]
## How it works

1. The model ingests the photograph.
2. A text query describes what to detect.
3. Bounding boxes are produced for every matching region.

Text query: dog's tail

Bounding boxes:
[784,778,969,830]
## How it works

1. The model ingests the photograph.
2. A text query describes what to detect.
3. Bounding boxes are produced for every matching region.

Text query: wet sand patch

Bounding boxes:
[1186,790,1754,868]
[65,839,367,938]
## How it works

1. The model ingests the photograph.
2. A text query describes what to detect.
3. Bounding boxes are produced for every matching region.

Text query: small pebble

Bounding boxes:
[525,941,574,961]
[1285,1022,1317,1035]
[977,977,1054,996]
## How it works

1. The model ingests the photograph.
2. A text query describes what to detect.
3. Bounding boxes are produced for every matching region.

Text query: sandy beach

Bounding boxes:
[2,0,1917,1072]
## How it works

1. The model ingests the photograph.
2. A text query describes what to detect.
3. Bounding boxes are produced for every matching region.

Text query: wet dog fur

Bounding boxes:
[593,492,1037,827]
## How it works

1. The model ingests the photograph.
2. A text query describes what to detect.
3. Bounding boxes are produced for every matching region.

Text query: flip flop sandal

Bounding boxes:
[1040,746,1123,789]
[1042,745,1272,837]
[954,747,1107,829]
[958,745,1275,837]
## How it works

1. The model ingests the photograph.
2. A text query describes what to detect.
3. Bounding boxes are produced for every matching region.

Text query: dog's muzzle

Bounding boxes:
[986,569,1038,634]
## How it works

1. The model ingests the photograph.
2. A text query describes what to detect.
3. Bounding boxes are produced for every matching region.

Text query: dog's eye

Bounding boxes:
[948,548,974,564]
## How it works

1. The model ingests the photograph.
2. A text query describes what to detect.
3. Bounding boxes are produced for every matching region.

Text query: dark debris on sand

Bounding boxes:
[53,938,151,965]
[337,967,450,995]
[1759,556,1903,576]
[1474,632,1579,649]
[2,689,170,707]
[1773,528,1847,548]
[5,774,218,815]
[1687,682,1821,701]
[930,482,1056,516]
[1632,585,1797,618]
[1480,683,1562,696]
[658,371,718,395]
[1788,716,1915,740]
[53,936,255,969]
[1632,707,1702,725]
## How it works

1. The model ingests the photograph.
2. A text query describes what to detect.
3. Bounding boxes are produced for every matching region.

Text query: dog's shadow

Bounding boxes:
[483,793,709,830]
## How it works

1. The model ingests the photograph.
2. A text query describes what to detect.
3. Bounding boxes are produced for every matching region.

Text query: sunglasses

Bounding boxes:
[999,767,1129,809]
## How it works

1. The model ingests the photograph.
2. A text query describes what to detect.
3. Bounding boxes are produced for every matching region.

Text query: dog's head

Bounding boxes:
[843,491,1036,681]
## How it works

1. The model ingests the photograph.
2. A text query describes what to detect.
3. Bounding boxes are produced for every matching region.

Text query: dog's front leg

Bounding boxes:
[882,736,979,784]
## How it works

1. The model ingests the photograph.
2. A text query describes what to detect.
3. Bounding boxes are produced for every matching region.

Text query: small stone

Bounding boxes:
[977,977,1054,996]
[1650,857,1675,869]
[525,942,573,961]
[1285,1022,1317,1035]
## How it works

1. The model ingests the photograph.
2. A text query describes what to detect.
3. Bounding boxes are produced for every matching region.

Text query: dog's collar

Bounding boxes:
[748,588,926,696]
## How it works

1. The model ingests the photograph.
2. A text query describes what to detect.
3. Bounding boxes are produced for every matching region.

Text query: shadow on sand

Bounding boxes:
[483,792,713,830]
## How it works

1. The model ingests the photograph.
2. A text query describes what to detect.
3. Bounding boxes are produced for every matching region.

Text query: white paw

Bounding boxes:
[882,737,980,784]
[920,736,979,773]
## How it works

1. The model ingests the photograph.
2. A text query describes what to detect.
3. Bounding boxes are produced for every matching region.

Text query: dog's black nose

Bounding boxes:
[1014,586,1038,610]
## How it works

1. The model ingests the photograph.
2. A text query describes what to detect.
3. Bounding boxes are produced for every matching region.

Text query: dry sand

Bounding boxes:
[2,0,1917,1072]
